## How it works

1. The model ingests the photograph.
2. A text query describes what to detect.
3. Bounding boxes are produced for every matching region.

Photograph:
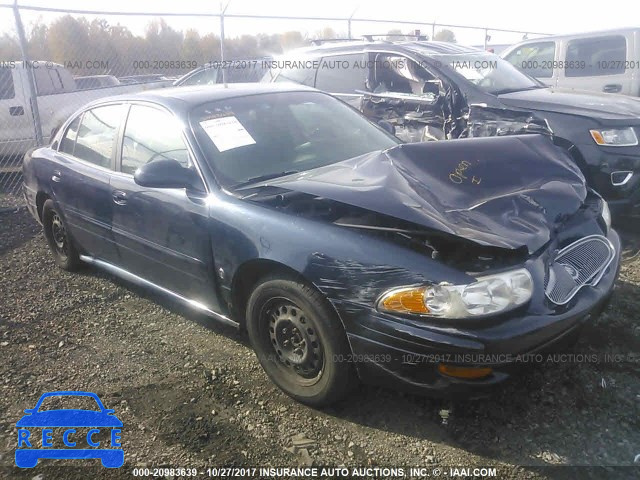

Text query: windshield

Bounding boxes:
[434,52,544,95]
[190,91,399,188]
[37,395,102,412]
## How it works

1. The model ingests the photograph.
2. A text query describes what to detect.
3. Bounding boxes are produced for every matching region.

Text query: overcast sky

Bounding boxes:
[3,0,640,47]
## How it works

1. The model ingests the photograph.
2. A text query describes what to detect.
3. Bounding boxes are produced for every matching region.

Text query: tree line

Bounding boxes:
[0,15,456,77]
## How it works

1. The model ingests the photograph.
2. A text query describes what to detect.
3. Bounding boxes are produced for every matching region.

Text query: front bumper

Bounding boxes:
[337,229,621,397]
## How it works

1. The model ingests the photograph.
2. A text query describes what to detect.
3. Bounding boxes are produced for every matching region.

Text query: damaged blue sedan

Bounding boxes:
[23,83,620,405]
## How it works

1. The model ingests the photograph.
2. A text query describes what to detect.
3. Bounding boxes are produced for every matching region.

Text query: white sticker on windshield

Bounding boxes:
[199,115,256,152]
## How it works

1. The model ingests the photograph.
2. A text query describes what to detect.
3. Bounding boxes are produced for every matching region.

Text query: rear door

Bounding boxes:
[110,103,217,309]
[53,103,125,261]
[557,34,632,94]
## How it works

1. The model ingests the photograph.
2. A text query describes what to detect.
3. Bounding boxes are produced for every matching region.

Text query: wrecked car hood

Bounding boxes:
[261,135,587,254]
[498,87,640,122]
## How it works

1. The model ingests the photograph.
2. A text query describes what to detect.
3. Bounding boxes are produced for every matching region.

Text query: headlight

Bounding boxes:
[589,127,638,146]
[378,268,533,319]
[601,199,611,231]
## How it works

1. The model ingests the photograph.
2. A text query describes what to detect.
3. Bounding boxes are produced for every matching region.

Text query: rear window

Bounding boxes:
[315,54,366,94]
[180,68,219,86]
[59,104,124,169]
[273,59,317,86]
[0,68,15,99]
[565,35,627,77]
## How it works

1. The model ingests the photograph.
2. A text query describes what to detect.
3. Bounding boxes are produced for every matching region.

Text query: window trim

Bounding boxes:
[56,102,125,172]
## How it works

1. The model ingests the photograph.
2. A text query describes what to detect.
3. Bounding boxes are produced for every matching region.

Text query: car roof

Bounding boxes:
[86,83,318,113]
[284,40,481,57]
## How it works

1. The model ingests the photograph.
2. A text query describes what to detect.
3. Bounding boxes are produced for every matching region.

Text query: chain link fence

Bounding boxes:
[0,2,550,209]
[0,5,24,209]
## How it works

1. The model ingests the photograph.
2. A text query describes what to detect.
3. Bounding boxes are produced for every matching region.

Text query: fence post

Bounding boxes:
[347,7,358,40]
[12,0,43,146]
[220,1,231,85]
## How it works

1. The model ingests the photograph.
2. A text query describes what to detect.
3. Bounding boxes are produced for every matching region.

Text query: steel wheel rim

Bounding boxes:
[261,297,324,386]
[50,212,68,258]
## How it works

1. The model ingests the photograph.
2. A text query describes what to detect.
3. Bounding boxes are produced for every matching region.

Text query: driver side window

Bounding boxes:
[121,105,191,175]
[370,53,438,98]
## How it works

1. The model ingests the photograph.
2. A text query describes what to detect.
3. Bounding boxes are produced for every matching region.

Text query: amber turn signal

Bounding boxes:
[379,287,429,314]
[589,130,606,145]
[437,364,493,379]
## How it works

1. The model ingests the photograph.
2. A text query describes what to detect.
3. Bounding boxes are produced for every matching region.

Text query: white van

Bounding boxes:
[501,28,640,96]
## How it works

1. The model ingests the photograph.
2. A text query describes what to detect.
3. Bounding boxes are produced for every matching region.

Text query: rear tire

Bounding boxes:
[246,274,357,407]
[42,199,81,271]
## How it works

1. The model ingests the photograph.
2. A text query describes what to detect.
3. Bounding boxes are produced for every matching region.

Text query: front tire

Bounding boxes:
[42,199,81,271]
[246,274,357,407]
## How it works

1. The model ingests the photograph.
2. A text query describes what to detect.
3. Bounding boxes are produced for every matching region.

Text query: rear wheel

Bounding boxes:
[42,199,81,271]
[246,274,357,406]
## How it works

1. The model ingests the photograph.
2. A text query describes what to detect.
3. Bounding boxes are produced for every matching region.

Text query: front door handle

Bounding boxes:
[9,106,24,116]
[51,170,61,183]
[112,190,128,205]
[602,84,622,93]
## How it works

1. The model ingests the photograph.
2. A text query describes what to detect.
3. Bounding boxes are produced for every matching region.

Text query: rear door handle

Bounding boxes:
[9,106,24,116]
[112,190,128,205]
[51,170,61,183]
[602,84,622,93]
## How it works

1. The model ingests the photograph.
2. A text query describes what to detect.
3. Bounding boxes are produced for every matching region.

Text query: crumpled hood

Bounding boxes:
[264,135,588,254]
[498,87,640,122]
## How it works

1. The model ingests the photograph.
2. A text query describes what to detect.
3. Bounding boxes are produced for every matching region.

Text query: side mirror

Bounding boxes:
[134,159,202,190]
[103,409,115,415]
[378,120,396,136]
[23,409,34,414]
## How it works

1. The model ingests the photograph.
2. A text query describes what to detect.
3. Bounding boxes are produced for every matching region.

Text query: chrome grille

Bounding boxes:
[544,235,615,305]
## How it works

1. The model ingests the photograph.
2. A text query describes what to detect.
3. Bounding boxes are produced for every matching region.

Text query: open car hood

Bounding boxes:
[262,135,588,254]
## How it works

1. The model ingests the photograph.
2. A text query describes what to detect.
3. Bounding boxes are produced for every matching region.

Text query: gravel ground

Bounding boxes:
[0,208,639,480]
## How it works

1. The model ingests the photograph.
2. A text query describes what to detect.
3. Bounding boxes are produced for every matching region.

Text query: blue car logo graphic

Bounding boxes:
[15,391,123,468]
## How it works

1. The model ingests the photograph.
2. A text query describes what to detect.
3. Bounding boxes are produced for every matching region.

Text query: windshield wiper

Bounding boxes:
[233,170,299,190]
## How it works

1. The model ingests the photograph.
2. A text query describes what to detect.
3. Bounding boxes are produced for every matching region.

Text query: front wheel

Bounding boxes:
[42,199,81,271]
[246,274,357,407]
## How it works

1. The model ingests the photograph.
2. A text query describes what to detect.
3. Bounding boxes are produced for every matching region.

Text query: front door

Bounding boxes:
[110,103,218,310]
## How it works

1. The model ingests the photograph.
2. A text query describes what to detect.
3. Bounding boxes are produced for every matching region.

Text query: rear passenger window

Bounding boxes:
[0,68,15,99]
[565,35,627,77]
[315,54,366,93]
[72,104,123,168]
[121,105,190,175]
